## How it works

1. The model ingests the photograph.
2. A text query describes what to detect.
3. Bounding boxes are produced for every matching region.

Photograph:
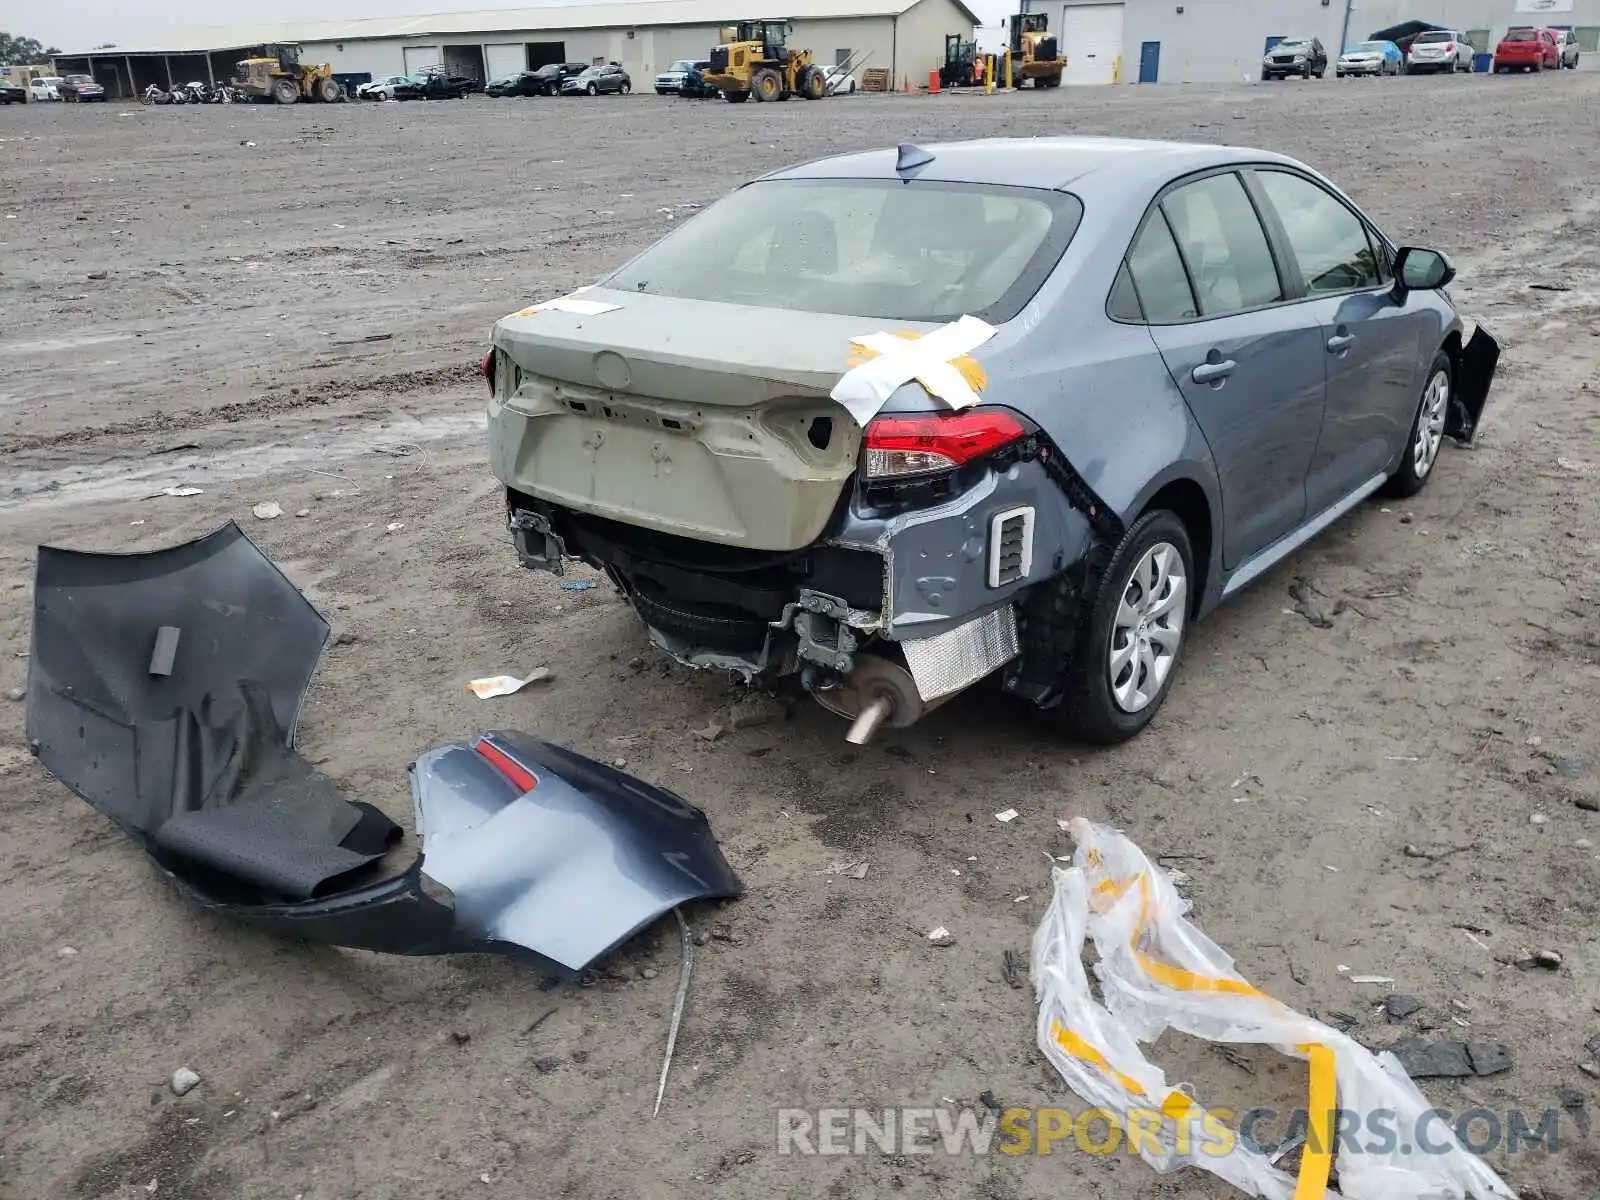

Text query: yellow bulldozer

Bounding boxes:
[234,43,342,104]
[1003,13,1064,87]
[703,20,828,103]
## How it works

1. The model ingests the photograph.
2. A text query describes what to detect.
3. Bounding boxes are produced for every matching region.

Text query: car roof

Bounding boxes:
[763,136,1304,193]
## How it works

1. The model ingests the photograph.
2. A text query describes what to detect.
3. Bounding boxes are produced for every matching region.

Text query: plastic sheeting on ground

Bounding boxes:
[1031,818,1515,1200]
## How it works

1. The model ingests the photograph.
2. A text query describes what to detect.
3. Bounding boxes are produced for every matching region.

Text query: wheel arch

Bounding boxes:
[1137,477,1215,618]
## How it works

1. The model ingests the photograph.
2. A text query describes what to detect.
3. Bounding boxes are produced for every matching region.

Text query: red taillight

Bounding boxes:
[863,409,1027,479]
[480,349,495,395]
[474,737,538,793]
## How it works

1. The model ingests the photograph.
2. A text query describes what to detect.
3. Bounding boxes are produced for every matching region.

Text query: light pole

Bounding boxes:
[1339,0,1356,53]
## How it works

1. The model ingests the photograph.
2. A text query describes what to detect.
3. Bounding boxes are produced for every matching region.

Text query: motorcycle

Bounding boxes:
[181,81,209,104]
[140,84,170,105]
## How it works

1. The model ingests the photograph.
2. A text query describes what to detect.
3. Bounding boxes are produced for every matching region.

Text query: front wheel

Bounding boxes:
[586,82,597,95]
[1384,351,1452,498]
[620,81,630,94]
[1050,510,1194,745]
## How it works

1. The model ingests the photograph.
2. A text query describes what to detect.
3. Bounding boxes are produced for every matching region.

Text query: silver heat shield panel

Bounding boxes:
[900,605,1020,701]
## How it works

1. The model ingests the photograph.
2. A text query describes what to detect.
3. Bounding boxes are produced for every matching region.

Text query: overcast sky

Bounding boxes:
[7,0,1011,53]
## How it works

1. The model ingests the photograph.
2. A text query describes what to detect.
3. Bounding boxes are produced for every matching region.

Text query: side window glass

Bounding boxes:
[1255,170,1383,294]
[1126,212,1197,322]
[1108,261,1143,322]
[1159,173,1283,316]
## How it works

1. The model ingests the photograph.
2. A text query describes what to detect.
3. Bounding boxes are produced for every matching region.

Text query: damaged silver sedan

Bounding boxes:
[486,137,1498,744]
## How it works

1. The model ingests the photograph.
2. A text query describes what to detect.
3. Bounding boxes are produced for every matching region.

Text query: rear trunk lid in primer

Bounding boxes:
[489,288,936,552]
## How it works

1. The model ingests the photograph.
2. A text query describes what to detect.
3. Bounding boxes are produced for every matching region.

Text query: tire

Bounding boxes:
[316,76,339,103]
[656,88,668,95]
[272,78,298,104]
[620,81,631,94]
[800,65,826,99]
[1383,351,1452,498]
[752,68,782,101]
[1050,510,1194,745]
[586,82,597,95]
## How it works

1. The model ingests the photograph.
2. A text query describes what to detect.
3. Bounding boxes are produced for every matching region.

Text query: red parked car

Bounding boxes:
[1493,27,1559,72]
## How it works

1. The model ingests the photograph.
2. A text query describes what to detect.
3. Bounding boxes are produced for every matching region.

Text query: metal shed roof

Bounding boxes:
[60,0,979,57]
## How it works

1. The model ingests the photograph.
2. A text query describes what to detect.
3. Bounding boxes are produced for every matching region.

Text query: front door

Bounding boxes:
[1250,169,1427,512]
[1129,171,1327,567]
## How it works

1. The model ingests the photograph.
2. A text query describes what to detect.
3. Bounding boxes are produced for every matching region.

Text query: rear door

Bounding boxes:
[1249,168,1424,514]
[1136,171,1327,568]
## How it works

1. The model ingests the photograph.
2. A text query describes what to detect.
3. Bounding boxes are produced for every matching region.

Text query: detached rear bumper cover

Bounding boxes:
[26,522,741,976]
[1448,324,1500,444]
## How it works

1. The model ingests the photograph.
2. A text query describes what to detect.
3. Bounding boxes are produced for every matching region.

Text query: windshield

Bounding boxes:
[1354,43,1387,51]
[1276,39,1310,50]
[605,179,1082,324]
[1413,31,1452,42]
[669,60,694,71]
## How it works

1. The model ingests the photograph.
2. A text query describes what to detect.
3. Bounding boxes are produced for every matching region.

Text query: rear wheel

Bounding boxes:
[1050,510,1194,745]
[1384,351,1452,498]
[272,78,299,104]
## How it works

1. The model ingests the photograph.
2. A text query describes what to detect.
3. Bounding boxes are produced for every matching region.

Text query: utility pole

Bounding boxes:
[1339,0,1356,54]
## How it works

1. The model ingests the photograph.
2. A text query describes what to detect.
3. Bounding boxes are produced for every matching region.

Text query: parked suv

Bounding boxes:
[1493,27,1559,72]
[562,63,631,95]
[60,74,107,101]
[1405,29,1475,73]
[1553,29,1581,68]
[1262,37,1327,80]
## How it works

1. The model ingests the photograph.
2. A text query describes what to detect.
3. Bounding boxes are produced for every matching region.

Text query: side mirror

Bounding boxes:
[1392,246,1456,301]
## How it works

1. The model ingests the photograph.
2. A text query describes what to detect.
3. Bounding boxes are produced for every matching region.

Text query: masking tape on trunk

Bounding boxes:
[830,314,996,427]
[1034,818,1516,1200]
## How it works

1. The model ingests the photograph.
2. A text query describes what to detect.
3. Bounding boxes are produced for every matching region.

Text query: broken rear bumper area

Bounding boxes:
[26,523,741,976]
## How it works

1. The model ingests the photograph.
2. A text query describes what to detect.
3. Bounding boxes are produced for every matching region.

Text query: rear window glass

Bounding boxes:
[1413,31,1452,42]
[605,178,1082,323]
[1505,29,1536,40]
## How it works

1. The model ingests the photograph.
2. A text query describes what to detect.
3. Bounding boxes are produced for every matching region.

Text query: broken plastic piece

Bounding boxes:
[148,626,181,677]
[1033,819,1513,1200]
[467,669,551,699]
[26,522,742,978]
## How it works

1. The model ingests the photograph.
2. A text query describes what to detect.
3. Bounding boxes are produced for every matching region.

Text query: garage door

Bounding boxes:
[403,46,440,76]
[486,43,526,78]
[1059,4,1124,85]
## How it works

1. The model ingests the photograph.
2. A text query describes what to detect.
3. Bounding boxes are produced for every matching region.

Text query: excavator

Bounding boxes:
[703,20,828,103]
[1002,13,1064,87]
[233,44,342,104]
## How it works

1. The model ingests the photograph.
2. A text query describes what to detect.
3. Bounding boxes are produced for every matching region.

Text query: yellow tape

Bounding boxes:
[1294,1043,1337,1199]
[1050,1020,1196,1125]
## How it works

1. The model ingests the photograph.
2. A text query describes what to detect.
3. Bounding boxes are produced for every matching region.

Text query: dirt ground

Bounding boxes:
[3,75,1599,1200]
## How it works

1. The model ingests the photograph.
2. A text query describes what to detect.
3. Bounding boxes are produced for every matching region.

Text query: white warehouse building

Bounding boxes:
[1022,0,1600,84]
[54,0,979,99]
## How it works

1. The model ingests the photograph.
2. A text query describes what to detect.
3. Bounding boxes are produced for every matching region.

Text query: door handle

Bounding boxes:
[1191,359,1235,385]
[1327,333,1355,353]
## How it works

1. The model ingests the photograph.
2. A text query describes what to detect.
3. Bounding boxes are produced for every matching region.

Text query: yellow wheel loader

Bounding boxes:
[703,20,828,103]
[1004,13,1065,88]
[234,44,342,104]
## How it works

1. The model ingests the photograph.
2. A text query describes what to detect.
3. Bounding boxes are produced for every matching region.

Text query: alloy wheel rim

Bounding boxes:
[1108,542,1187,715]
[1414,370,1449,478]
